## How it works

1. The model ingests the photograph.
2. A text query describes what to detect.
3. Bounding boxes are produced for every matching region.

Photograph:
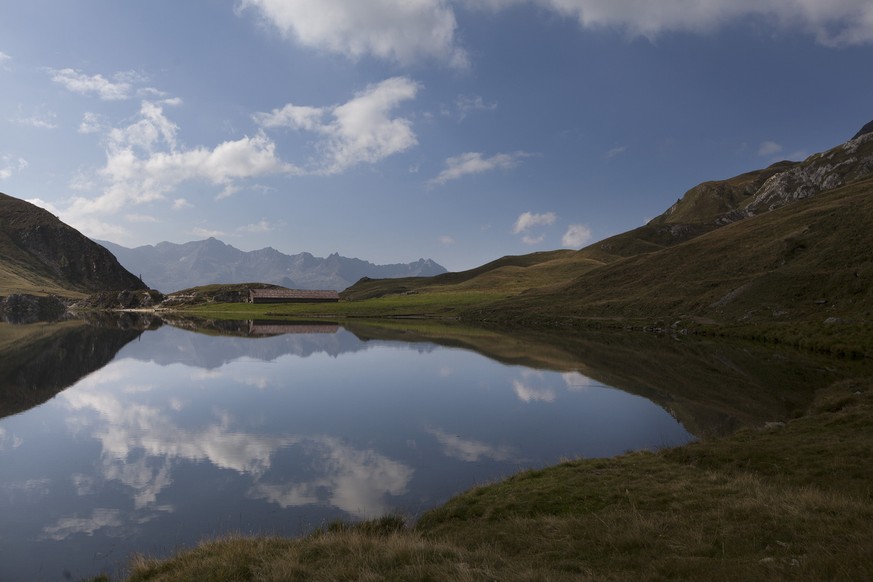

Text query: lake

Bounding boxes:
[0,316,850,581]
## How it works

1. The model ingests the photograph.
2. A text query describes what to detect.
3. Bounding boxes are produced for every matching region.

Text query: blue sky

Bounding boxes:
[1,1,872,271]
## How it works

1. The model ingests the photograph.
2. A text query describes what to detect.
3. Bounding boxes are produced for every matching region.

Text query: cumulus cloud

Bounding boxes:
[468,0,873,46]
[60,99,295,236]
[239,0,468,67]
[562,224,592,248]
[758,140,783,156]
[513,211,556,234]
[430,151,530,186]
[255,77,420,174]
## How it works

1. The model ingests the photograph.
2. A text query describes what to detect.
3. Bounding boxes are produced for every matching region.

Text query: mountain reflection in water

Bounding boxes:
[0,316,863,581]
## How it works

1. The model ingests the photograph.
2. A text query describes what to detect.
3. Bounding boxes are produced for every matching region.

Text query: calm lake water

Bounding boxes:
[2,316,843,581]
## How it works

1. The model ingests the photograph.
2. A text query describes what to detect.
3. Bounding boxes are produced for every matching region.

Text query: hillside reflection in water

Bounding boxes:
[0,319,709,580]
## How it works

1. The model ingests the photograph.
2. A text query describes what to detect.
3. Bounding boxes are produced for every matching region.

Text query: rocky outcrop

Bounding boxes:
[743,132,873,216]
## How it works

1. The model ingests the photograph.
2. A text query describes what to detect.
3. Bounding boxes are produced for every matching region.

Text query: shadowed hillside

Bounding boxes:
[0,193,146,297]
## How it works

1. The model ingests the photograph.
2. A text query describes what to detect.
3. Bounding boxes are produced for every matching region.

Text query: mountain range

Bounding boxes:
[95,238,447,293]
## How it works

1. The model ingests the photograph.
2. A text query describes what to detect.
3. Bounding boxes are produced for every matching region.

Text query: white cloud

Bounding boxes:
[521,234,545,245]
[172,198,193,210]
[562,224,592,248]
[513,210,556,234]
[49,68,133,101]
[239,0,468,67]
[439,235,455,245]
[255,77,420,174]
[468,0,873,46]
[758,140,783,156]
[430,151,530,186]
[61,100,295,233]
[0,155,28,180]
[0,51,11,68]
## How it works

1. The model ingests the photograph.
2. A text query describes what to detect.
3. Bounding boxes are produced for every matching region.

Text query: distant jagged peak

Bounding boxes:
[852,119,873,140]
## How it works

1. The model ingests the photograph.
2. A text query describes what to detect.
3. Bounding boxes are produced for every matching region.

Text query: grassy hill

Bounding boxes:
[334,129,873,356]
[0,192,146,299]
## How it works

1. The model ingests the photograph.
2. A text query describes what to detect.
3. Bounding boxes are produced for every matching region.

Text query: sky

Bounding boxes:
[1,1,872,272]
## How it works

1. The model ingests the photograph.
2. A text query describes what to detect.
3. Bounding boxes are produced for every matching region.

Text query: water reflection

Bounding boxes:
[2,316,866,581]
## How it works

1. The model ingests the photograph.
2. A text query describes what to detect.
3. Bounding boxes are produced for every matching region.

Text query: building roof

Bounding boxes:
[249,288,339,300]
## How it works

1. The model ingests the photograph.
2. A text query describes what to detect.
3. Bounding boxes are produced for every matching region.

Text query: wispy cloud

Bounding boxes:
[192,227,227,239]
[0,51,11,70]
[450,94,498,120]
[430,151,531,186]
[604,145,627,160]
[49,68,133,101]
[10,107,58,129]
[125,213,158,223]
[0,155,28,180]
[426,427,515,462]
[255,77,420,175]
[237,219,273,233]
[239,0,469,67]
[758,140,783,156]
[439,235,455,245]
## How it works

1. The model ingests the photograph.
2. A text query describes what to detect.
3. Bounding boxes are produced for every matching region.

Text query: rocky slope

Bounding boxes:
[97,237,447,293]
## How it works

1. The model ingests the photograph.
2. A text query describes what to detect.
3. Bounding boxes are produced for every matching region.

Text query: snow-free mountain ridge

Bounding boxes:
[97,238,447,293]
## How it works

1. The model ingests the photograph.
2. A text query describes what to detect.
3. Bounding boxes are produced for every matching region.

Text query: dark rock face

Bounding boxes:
[853,119,873,140]
[0,192,146,293]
